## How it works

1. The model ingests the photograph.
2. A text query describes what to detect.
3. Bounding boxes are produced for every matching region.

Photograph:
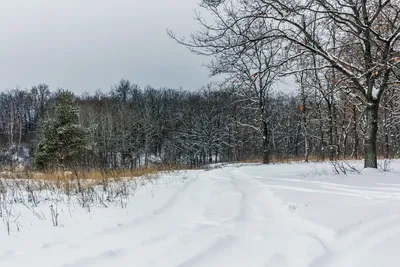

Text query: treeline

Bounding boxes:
[0,79,399,170]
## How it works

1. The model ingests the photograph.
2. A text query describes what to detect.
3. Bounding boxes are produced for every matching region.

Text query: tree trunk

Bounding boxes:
[328,104,334,161]
[353,105,359,160]
[364,102,378,168]
[384,108,390,159]
[302,107,309,163]
[385,131,390,159]
[319,111,325,161]
[294,124,300,157]
[262,120,269,164]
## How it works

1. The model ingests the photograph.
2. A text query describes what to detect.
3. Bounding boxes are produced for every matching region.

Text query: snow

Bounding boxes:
[372,85,379,100]
[1,160,400,266]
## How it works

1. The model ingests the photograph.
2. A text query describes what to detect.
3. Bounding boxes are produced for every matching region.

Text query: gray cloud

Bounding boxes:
[0,0,211,93]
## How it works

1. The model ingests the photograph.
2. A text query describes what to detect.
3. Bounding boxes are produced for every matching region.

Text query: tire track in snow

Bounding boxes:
[174,235,236,267]
[311,212,400,267]
[154,168,255,267]
[257,177,400,192]
[118,172,206,227]
[130,168,245,267]
[150,172,204,216]
[61,248,125,267]
[232,168,337,265]
[263,184,379,199]
[255,176,400,200]
[336,210,400,237]
[251,172,400,267]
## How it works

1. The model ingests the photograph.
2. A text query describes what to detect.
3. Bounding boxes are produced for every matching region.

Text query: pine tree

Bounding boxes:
[35,90,89,170]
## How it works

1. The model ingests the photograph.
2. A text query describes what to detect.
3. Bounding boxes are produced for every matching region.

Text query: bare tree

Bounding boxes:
[169,0,400,168]
[220,40,283,163]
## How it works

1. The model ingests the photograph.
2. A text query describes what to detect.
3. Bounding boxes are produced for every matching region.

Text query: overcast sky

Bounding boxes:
[0,0,211,93]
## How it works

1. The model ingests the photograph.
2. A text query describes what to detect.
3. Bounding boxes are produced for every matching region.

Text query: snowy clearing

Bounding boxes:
[1,161,400,267]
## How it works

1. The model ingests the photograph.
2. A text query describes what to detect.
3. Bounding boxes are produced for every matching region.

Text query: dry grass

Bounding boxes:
[0,164,192,182]
[30,168,159,181]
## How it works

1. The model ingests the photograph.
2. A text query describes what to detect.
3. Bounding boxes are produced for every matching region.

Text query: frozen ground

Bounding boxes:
[1,160,400,267]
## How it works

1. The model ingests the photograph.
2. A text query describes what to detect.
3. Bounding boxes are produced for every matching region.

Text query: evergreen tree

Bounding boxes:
[35,90,89,170]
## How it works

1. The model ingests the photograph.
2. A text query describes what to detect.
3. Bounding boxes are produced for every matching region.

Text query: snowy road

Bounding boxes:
[1,163,400,266]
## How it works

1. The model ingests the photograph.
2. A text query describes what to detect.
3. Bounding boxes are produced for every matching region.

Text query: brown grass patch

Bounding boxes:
[0,164,192,182]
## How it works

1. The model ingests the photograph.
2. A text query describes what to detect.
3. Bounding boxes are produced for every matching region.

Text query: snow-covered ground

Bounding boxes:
[1,160,400,267]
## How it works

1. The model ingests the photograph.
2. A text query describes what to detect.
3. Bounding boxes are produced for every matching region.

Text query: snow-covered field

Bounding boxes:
[1,160,400,267]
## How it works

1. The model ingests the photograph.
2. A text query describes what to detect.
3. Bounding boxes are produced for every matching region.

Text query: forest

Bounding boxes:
[0,77,399,170]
